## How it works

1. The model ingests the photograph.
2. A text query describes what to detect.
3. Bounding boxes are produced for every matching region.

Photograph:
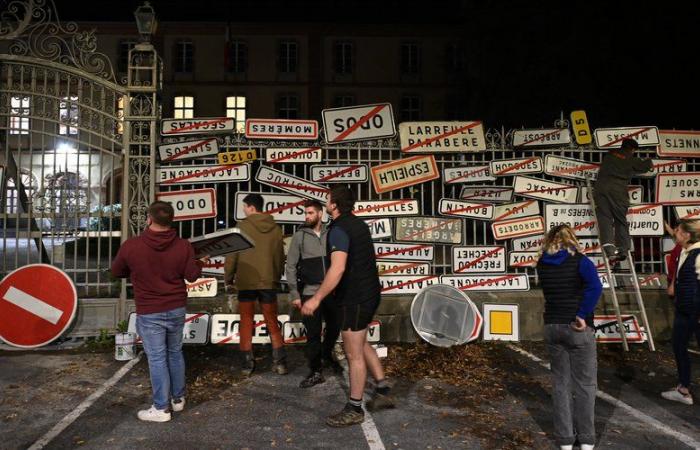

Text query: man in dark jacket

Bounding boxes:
[111,201,206,422]
[593,138,653,261]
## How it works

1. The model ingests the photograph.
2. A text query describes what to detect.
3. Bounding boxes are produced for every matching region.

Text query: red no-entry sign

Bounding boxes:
[0,264,77,348]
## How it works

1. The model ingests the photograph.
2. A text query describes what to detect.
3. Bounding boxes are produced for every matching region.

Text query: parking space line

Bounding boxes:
[28,352,144,450]
[507,344,700,450]
[336,364,386,450]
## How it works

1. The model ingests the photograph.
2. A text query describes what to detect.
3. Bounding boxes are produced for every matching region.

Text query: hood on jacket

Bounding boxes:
[540,248,572,265]
[300,223,328,235]
[245,213,278,233]
[142,227,177,251]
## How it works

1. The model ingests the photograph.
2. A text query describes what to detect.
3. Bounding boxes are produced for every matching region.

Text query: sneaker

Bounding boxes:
[322,358,344,375]
[661,387,694,405]
[272,360,289,375]
[326,404,365,427]
[581,445,595,450]
[137,405,171,422]
[299,371,325,388]
[171,397,185,412]
[366,391,396,411]
[559,446,573,450]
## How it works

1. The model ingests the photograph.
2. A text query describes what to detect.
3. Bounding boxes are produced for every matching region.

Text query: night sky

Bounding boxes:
[56,0,700,130]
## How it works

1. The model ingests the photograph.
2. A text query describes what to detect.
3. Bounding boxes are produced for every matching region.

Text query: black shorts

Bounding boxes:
[336,300,378,332]
[238,289,278,304]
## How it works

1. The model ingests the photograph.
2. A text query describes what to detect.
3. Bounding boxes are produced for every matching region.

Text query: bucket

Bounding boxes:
[115,332,136,361]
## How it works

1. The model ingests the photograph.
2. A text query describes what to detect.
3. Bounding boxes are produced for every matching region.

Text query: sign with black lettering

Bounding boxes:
[544,155,599,181]
[218,149,257,166]
[637,159,687,178]
[490,157,543,176]
[374,243,434,261]
[395,216,462,244]
[245,119,318,140]
[310,164,368,183]
[234,191,328,224]
[509,251,539,268]
[512,128,571,147]
[513,175,578,203]
[399,121,486,153]
[156,164,250,185]
[265,147,322,163]
[322,103,396,143]
[658,130,700,157]
[129,313,210,344]
[161,117,234,135]
[376,261,430,276]
[370,154,439,194]
[511,234,544,252]
[186,278,218,298]
[379,275,440,295]
[452,246,506,273]
[492,215,545,240]
[460,186,514,203]
[256,165,329,202]
[594,126,660,149]
[189,228,255,259]
[579,185,643,205]
[570,110,592,145]
[492,200,540,222]
[364,218,392,239]
[626,204,663,236]
[353,199,419,217]
[545,204,598,237]
[283,320,380,344]
[210,314,290,344]
[656,173,700,205]
[440,274,530,292]
[674,205,700,221]
[593,315,645,344]
[438,199,494,220]
[155,188,216,221]
[158,138,219,163]
[443,165,495,184]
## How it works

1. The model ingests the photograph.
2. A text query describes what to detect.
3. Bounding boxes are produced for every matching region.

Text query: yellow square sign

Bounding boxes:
[483,304,519,341]
[489,311,513,335]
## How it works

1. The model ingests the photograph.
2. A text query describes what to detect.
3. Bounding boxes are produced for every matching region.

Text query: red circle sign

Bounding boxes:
[0,264,77,348]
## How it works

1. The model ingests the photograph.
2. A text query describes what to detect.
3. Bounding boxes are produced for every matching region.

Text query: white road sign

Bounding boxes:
[310,164,368,183]
[376,261,430,276]
[440,274,530,292]
[438,199,494,220]
[256,165,329,202]
[674,205,700,221]
[594,126,660,148]
[491,215,545,240]
[129,313,210,344]
[626,204,663,236]
[245,119,318,140]
[544,155,600,181]
[189,228,255,259]
[186,278,218,298]
[365,218,393,239]
[658,130,700,157]
[374,243,434,261]
[512,128,571,147]
[492,200,540,222]
[234,191,328,224]
[353,199,419,217]
[637,159,687,178]
[161,117,234,136]
[579,185,643,205]
[511,234,545,252]
[452,246,506,273]
[399,121,486,153]
[443,165,495,184]
[370,154,439,194]
[656,173,700,205]
[379,275,440,295]
[545,204,598,237]
[283,320,380,344]
[322,103,396,143]
[157,164,250,185]
[395,216,462,244]
[460,185,514,203]
[490,157,543,177]
[509,251,539,268]
[265,147,322,163]
[594,315,645,344]
[155,188,216,221]
[513,175,578,203]
[210,314,290,344]
[158,138,219,163]
[202,255,225,275]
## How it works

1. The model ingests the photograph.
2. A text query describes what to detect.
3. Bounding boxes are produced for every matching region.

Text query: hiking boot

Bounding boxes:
[137,405,171,422]
[366,391,396,411]
[240,351,255,377]
[326,404,365,427]
[272,347,288,375]
[322,358,344,375]
[299,371,325,388]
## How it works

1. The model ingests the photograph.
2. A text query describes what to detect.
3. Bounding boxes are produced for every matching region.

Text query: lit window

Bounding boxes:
[174,96,194,119]
[226,96,246,133]
[10,96,30,135]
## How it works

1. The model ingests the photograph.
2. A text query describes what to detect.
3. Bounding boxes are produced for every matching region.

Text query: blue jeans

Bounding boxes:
[136,306,186,410]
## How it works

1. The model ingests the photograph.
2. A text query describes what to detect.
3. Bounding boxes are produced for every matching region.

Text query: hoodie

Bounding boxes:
[111,227,203,314]
[225,213,285,291]
[285,224,329,299]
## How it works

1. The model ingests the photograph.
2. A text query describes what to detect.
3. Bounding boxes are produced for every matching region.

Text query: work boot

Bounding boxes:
[240,351,255,377]
[299,371,324,388]
[326,404,365,427]
[272,347,288,375]
[366,390,396,411]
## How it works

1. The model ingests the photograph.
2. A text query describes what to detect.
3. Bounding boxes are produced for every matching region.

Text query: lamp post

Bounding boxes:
[134,1,157,49]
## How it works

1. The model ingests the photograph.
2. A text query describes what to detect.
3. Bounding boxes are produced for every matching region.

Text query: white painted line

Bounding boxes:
[689,349,700,356]
[507,344,700,450]
[28,352,144,450]
[337,362,386,450]
[3,286,63,324]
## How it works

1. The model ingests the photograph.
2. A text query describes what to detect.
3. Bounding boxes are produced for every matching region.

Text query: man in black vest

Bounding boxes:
[302,185,394,427]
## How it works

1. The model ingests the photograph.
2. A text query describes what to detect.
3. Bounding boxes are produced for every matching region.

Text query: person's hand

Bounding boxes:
[570,316,587,332]
[667,284,675,297]
[199,255,211,264]
[291,299,302,310]
[301,297,321,316]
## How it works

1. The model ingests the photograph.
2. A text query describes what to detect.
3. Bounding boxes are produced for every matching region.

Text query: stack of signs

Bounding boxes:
[375,242,438,295]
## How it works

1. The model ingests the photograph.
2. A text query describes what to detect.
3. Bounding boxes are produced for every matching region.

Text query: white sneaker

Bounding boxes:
[581,445,595,450]
[661,388,694,405]
[171,397,185,412]
[559,445,573,450]
[137,405,171,422]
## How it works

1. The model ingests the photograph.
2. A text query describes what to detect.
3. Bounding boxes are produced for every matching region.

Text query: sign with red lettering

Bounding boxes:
[161,117,234,135]
[370,155,439,194]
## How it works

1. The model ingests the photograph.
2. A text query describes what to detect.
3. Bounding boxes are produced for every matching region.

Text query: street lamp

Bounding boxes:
[134,1,157,46]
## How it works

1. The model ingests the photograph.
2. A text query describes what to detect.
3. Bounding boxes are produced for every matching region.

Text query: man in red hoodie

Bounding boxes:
[111,201,206,422]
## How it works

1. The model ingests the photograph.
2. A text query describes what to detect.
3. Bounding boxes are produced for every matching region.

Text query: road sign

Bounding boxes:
[353,199,419,217]
[452,246,506,273]
[438,198,494,220]
[376,260,430,276]
[202,255,226,275]
[157,164,250,185]
[128,312,211,345]
[594,126,660,148]
[322,103,396,143]
[491,215,545,240]
[594,315,645,343]
[579,185,643,205]
[283,320,380,344]
[161,117,234,136]
[570,110,592,145]
[217,149,257,165]
[233,191,327,223]
[656,172,700,205]
[189,228,255,259]
[186,278,218,297]
[512,128,571,147]
[370,154,439,194]
[310,164,368,183]
[544,203,598,237]
[245,119,318,140]
[674,205,700,220]
[637,159,687,178]
[210,314,290,344]
[627,204,663,236]
[0,264,77,348]
[395,216,462,244]
[490,157,543,176]
[492,200,540,222]
[265,147,322,163]
[379,275,440,295]
[399,121,486,153]
[155,188,217,221]
[365,218,392,239]
[511,234,545,252]
[509,251,539,268]
[159,138,219,163]
[460,185,514,203]
[440,274,530,291]
[374,242,434,261]
[256,165,329,202]
[443,164,495,184]
[544,155,599,181]
[514,175,578,203]
[658,130,700,157]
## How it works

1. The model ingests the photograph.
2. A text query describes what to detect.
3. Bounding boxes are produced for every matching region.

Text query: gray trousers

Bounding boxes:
[593,191,630,254]
[544,323,597,446]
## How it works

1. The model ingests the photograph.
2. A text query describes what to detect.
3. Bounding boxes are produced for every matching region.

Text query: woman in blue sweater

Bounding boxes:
[537,224,603,450]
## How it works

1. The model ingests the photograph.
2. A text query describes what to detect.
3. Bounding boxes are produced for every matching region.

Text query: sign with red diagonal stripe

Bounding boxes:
[399,121,486,153]
[310,164,368,183]
[492,215,545,240]
[509,251,539,268]
[492,200,540,222]
[395,216,462,244]
[370,154,439,194]
[544,204,598,237]
[438,198,494,220]
[161,117,234,136]
[626,204,663,236]
[374,242,434,261]
[512,128,571,147]
[440,274,530,291]
[594,126,660,148]
[365,218,392,239]
[234,191,329,224]
[245,119,318,140]
[544,155,599,181]
[376,260,430,276]
[490,157,543,176]
[186,278,218,297]
[452,246,506,273]
[579,185,643,205]
[656,173,700,205]
[158,138,219,163]
[460,185,514,203]
[156,164,250,185]
[209,314,290,344]
[189,228,255,259]
[202,255,225,275]
[443,165,495,184]
[379,275,439,295]
[658,130,700,157]
[0,264,77,348]
[256,165,329,202]
[674,205,700,220]
[353,199,419,217]
[266,147,322,163]
[511,234,545,252]
[636,159,687,178]
[155,188,217,221]
[322,103,396,143]
[283,320,380,344]
[514,175,578,203]
[128,312,210,344]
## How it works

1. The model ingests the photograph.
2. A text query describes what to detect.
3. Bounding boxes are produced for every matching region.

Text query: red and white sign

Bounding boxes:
[322,103,396,143]
[626,204,663,236]
[674,205,700,221]
[443,165,495,184]
[353,199,419,217]
[544,204,598,237]
[655,173,700,205]
[158,138,219,163]
[0,264,77,348]
[594,315,645,343]
[511,234,545,252]
[440,274,530,292]
[161,117,235,136]
[128,313,211,345]
[311,164,368,183]
[514,175,578,203]
[186,278,218,298]
[370,154,439,194]
[376,260,430,276]
[266,147,322,163]
[491,215,545,240]
[365,218,393,239]
[594,126,660,148]
[256,165,329,202]
[202,255,225,275]
[452,246,506,273]
[544,155,599,181]
[155,188,217,221]
[492,200,540,222]
[234,191,328,224]
[637,159,687,178]
[283,320,380,344]
[210,314,290,344]
[579,185,643,205]
[379,275,440,295]
[490,157,543,176]
[399,121,486,153]
[438,198,494,220]
[156,164,250,185]
[512,128,571,147]
[245,119,318,140]
[658,130,700,157]
[460,186,514,203]
[509,251,539,268]
[374,243,434,261]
